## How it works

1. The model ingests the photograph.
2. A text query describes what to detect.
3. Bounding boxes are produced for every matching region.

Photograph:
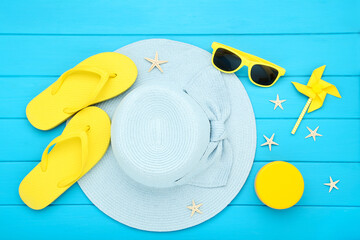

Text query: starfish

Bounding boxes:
[269,94,286,110]
[324,177,339,192]
[144,52,168,73]
[305,126,322,141]
[260,133,279,151]
[187,200,203,217]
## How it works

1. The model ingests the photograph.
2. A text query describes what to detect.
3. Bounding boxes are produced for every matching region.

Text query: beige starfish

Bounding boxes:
[260,133,279,151]
[269,94,286,110]
[144,52,168,73]
[305,126,322,141]
[187,200,203,217]
[324,176,339,192]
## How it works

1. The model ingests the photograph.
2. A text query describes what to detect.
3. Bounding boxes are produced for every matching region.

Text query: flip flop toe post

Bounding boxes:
[26,52,137,130]
[19,107,111,210]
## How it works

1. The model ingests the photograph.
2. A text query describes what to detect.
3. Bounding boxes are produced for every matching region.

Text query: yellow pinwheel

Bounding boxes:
[291,65,341,134]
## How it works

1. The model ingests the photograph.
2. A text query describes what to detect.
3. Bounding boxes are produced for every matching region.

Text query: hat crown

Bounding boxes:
[111,82,210,188]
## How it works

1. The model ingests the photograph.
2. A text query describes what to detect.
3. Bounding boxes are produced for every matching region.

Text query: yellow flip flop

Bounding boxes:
[19,107,111,210]
[26,52,137,130]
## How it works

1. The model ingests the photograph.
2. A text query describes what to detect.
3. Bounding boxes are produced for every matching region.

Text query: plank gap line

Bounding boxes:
[0,32,359,37]
[0,75,359,78]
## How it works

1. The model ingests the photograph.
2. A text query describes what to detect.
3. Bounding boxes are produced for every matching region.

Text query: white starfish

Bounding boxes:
[269,94,286,110]
[324,177,339,193]
[305,126,322,141]
[260,133,279,151]
[144,52,168,73]
[187,200,203,217]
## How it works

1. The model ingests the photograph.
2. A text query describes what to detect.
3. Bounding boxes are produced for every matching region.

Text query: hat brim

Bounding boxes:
[77,39,256,232]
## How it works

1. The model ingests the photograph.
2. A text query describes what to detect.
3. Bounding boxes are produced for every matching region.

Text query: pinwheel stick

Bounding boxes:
[291,98,312,134]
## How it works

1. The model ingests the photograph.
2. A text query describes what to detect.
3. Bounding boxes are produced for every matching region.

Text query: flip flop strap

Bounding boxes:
[51,66,117,114]
[40,126,90,188]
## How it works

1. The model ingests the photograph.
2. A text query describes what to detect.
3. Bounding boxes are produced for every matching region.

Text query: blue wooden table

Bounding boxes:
[0,1,359,239]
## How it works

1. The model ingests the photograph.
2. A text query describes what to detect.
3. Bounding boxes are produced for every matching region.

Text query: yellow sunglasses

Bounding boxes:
[211,42,286,87]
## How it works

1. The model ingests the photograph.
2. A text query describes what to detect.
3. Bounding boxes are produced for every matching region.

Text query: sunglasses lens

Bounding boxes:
[251,64,279,86]
[213,48,242,72]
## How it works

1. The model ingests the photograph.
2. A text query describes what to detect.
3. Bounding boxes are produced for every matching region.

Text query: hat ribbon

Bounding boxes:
[176,66,232,188]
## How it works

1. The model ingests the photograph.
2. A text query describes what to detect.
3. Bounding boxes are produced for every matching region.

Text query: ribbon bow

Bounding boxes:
[176,66,232,188]
[292,65,341,113]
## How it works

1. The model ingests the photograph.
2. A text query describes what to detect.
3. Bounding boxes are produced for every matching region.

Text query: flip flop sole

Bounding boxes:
[26,52,137,130]
[19,107,111,210]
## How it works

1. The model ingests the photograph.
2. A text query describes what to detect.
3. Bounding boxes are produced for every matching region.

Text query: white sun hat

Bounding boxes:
[77,39,256,232]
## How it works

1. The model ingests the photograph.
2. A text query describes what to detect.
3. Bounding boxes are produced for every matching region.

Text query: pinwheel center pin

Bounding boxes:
[312,85,322,93]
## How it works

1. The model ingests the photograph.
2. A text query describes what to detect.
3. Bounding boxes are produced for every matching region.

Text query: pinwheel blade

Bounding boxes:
[308,65,326,86]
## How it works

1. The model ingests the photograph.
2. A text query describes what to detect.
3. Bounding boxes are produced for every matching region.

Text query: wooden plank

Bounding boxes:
[235,162,360,206]
[255,119,360,162]
[245,76,359,119]
[0,119,358,162]
[0,119,64,161]
[0,205,358,239]
[256,119,360,162]
[1,162,358,206]
[0,34,359,76]
[0,0,358,34]
[1,76,357,119]
[0,162,91,205]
